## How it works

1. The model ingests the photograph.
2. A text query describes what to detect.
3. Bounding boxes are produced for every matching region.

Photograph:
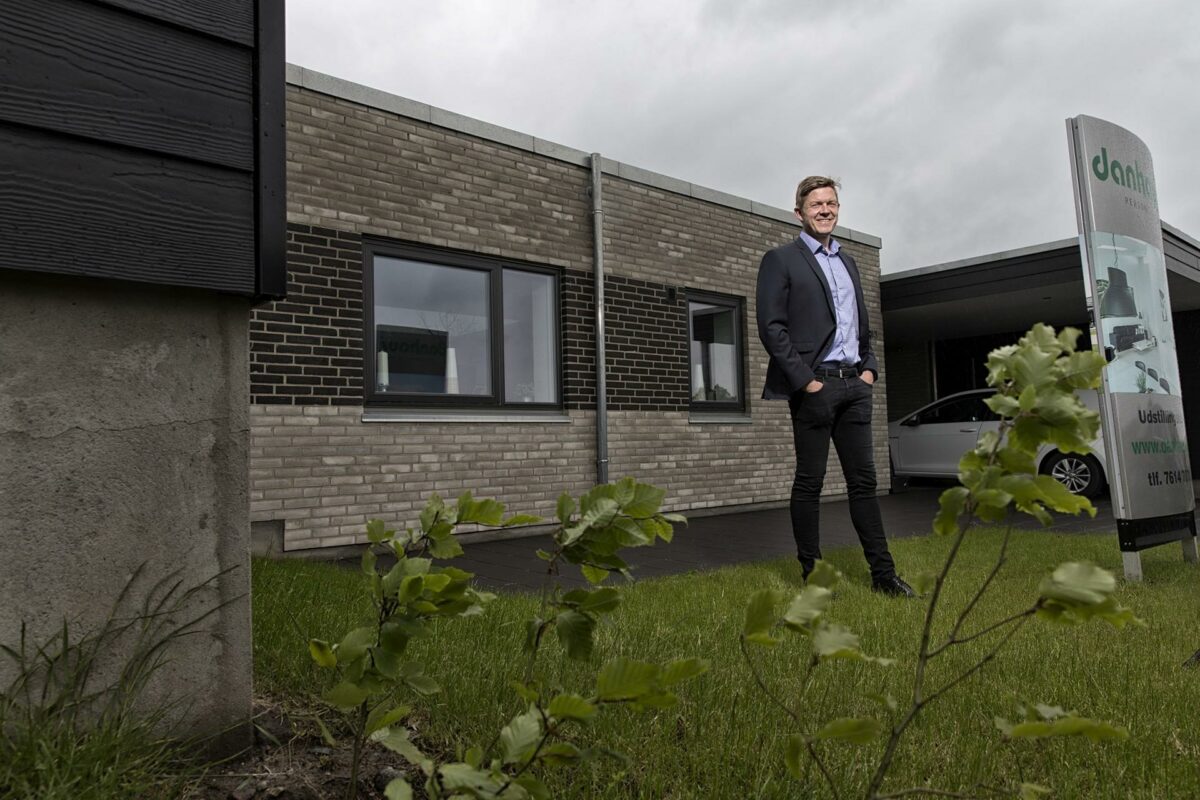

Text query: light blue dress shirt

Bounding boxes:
[799,230,859,366]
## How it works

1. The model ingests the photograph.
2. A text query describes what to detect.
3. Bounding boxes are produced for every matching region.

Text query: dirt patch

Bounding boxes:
[183,698,423,800]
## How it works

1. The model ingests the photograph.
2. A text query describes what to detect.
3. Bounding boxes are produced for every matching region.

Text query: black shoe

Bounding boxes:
[872,575,917,598]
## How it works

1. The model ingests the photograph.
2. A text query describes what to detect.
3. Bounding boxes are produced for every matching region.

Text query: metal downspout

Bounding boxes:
[590,153,609,484]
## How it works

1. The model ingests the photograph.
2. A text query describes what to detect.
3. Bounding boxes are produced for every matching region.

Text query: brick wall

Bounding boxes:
[251,224,363,404]
[251,82,888,549]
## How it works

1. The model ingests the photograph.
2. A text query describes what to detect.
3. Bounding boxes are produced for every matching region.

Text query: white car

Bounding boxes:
[887,389,1107,498]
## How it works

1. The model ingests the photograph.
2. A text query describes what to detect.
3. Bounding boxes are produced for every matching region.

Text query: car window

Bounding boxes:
[916,396,991,424]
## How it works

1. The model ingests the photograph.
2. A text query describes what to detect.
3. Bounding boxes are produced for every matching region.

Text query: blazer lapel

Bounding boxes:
[794,239,835,317]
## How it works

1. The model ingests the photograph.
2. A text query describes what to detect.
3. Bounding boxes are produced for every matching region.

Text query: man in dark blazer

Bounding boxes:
[756,176,913,597]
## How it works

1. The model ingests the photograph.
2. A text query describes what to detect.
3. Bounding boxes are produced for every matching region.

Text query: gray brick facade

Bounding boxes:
[251,70,889,550]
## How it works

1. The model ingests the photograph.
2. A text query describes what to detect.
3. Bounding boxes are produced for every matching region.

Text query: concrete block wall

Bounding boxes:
[251,73,888,550]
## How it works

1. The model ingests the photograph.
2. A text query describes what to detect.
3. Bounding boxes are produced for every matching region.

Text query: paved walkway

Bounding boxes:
[436,485,1121,592]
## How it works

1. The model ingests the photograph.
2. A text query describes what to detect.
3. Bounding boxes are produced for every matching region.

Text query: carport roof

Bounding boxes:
[881,223,1200,346]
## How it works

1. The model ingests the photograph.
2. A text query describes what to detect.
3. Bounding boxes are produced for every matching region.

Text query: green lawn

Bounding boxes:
[253,529,1200,799]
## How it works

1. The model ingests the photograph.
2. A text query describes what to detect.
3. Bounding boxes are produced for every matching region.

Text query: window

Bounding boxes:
[365,242,560,408]
[913,393,998,425]
[687,291,745,412]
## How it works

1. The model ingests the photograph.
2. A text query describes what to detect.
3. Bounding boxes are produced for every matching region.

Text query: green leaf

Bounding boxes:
[366,703,412,735]
[1018,384,1037,412]
[661,512,688,525]
[783,733,805,780]
[556,492,576,524]
[462,498,506,526]
[500,708,543,764]
[548,693,597,722]
[403,557,433,576]
[625,482,667,518]
[1038,562,1115,605]
[934,486,969,536]
[596,657,659,701]
[813,717,882,744]
[581,564,610,585]
[555,610,597,660]
[743,589,783,645]
[322,681,369,709]
[427,532,463,559]
[371,726,433,773]
[576,587,622,614]
[378,621,412,654]
[382,561,406,596]
[366,519,389,543]
[782,586,833,632]
[910,572,937,596]
[536,742,582,768]
[308,639,336,668]
[866,692,898,712]
[312,715,337,746]
[336,627,376,664]
[813,622,861,660]
[805,560,842,589]
[1019,783,1052,800]
[361,547,377,576]
[438,763,501,793]
[398,575,425,603]
[514,775,553,799]
[419,494,444,535]
[384,778,413,800]
[660,657,710,686]
[405,674,441,696]
[535,548,555,561]
[1008,715,1129,742]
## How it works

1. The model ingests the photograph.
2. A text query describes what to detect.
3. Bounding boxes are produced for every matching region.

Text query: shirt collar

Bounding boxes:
[799,230,840,256]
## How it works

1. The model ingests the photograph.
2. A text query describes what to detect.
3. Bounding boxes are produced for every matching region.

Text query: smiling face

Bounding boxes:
[795,186,840,245]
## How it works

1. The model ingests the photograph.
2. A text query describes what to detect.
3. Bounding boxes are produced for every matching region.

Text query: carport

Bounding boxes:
[880,222,1200,477]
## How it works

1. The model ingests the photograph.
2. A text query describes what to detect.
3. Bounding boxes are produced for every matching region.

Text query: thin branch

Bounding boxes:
[738,636,800,724]
[931,526,1016,657]
[935,608,1037,651]
[807,739,842,800]
[924,615,1033,705]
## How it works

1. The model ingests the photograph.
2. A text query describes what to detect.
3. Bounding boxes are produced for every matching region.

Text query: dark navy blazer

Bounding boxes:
[755,237,878,400]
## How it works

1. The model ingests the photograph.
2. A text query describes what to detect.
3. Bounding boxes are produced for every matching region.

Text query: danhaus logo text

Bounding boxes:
[1092,146,1157,204]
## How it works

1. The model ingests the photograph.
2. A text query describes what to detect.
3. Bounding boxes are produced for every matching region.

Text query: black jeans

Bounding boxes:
[788,376,896,583]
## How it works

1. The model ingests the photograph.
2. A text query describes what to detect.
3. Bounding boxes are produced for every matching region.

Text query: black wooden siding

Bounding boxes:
[0,0,284,297]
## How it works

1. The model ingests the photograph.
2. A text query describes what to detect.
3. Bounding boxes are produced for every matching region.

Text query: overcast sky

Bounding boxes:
[287,0,1200,273]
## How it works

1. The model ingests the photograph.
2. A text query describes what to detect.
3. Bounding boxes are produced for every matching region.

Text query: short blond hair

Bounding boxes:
[795,176,841,209]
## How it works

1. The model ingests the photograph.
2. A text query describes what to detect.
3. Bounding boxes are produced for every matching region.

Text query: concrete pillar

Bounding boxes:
[0,271,252,753]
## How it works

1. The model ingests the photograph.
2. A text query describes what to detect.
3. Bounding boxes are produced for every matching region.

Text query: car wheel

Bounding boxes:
[1040,451,1104,498]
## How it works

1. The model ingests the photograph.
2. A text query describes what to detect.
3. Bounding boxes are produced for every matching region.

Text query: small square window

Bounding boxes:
[687,292,745,412]
[365,241,560,409]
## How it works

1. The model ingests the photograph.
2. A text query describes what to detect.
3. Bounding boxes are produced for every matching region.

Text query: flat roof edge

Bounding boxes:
[286,64,882,249]
[883,238,1079,282]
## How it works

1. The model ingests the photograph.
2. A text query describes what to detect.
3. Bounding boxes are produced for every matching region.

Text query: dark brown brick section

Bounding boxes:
[605,275,689,411]
[250,224,364,404]
[562,269,596,409]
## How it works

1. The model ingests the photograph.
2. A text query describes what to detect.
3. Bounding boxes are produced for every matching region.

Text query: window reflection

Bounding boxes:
[373,257,491,395]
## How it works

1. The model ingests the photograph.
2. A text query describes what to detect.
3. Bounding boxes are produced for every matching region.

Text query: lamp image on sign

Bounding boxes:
[1066,115,1197,578]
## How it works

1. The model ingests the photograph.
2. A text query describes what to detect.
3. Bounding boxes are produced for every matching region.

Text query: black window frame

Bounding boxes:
[362,239,563,410]
[685,289,747,414]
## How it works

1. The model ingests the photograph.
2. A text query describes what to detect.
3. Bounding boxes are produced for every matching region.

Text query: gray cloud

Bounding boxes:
[286,0,1200,272]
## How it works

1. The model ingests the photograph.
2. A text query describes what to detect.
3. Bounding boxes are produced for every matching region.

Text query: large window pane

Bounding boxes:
[374,257,491,396]
[503,269,557,403]
[690,300,740,404]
